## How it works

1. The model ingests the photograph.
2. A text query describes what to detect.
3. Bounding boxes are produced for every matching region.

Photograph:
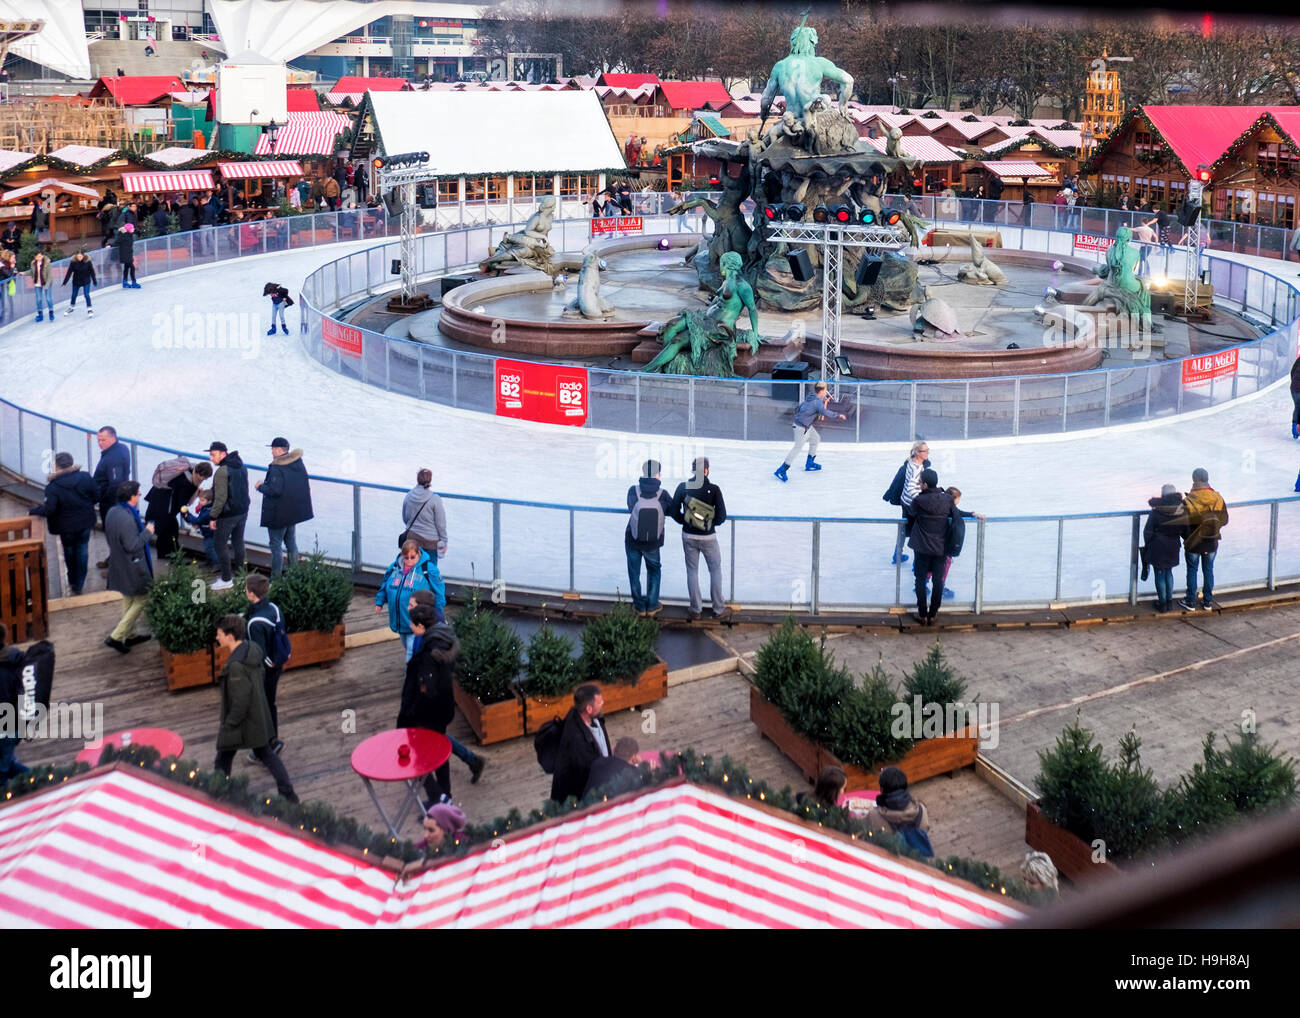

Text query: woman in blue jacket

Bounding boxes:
[375,539,446,661]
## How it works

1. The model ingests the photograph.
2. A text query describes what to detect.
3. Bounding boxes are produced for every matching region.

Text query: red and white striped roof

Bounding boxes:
[980,160,1056,180]
[217,160,304,180]
[862,135,964,164]
[254,112,352,156]
[2,178,101,203]
[0,770,396,929]
[121,170,215,193]
[384,784,1025,929]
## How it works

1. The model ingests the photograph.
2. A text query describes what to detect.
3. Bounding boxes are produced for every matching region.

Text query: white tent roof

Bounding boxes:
[209,0,485,67]
[366,90,625,176]
[0,0,91,79]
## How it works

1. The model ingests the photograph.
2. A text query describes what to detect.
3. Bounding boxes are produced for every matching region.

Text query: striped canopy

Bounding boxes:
[2,178,101,203]
[217,161,304,180]
[980,160,1055,180]
[254,112,351,156]
[120,170,215,193]
[0,770,1026,929]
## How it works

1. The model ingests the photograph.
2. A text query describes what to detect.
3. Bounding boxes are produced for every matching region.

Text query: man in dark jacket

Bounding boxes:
[152,202,169,235]
[1143,483,1183,613]
[625,459,673,617]
[582,736,641,798]
[29,452,98,595]
[550,684,610,803]
[104,481,154,653]
[669,457,729,620]
[1290,355,1300,439]
[244,573,287,759]
[208,441,250,590]
[398,605,459,804]
[145,460,210,559]
[213,614,297,801]
[177,199,196,232]
[255,438,314,579]
[907,468,959,625]
[92,425,131,532]
[775,380,845,482]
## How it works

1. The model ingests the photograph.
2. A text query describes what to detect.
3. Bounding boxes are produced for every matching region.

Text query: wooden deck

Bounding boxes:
[14,588,1032,877]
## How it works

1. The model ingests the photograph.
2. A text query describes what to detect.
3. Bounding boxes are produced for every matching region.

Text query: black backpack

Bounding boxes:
[945,512,966,558]
[534,715,566,774]
[883,461,908,506]
[0,642,55,732]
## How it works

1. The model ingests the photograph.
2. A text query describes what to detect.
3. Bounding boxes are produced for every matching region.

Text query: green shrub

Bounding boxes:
[145,554,212,654]
[902,641,970,734]
[580,602,657,684]
[829,658,914,770]
[1096,728,1167,861]
[452,592,523,704]
[524,622,580,698]
[268,550,352,632]
[1165,730,1297,847]
[1035,715,1110,845]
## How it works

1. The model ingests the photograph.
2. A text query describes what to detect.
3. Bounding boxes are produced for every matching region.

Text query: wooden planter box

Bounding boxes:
[523,656,669,735]
[161,647,214,692]
[749,686,980,790]
[453,679,525,745]
[286,625,345,671]
[0,516,48,642]
[1025,801,1122,883]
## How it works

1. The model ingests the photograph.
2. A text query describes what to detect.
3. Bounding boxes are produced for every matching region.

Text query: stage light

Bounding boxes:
[763,204,781,221]
[832,204,851,223]
[1051,260,1063,270]
[880,209,901,226]
[657,236,671,250]
[782,203,807,222]
[834,355,854,377]
[372,157,384,170]
[1197,164,1211,183]
[813,205,830,223]
[858,208,876,225]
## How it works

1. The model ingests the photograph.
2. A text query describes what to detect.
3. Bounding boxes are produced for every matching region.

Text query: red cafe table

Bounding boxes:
[76,728,184,766]
[350,728,451,839]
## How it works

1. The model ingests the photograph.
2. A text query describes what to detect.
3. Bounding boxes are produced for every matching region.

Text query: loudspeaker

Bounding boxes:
[856,255,884,287]
[787,249,814,282]
[441,274,475,296]
[1177,198,1201,227]
[383,188,404,216]
[390,259,401,275]
[417,184,438,209]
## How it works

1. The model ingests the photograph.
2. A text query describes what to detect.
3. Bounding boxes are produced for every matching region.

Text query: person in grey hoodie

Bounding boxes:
[402,468,448,559]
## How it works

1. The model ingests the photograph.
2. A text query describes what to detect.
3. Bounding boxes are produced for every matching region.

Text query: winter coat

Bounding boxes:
[216,641,274,751]
[210,451,250,520]
[670,475,727,537]
[583,755,640,799]
[201,199,219,227]
[401,485,448,547]
[376,548,445,634]
[550,706,611,803]
[1181,484,1229,554]
[246,598,285,672]
[1142,493,1184,570]
[907,487,959,558]
[104,502,152,596]
[259,449,314,529]
[30,465,98,535]
[177,203,196,231]
[92,440,131,511]
[794,392,835,428]
[1291,356,1300,394]
[29,254,53,288]
[62,257,97,288]
[144,470,198,525]
[624,476,673,551]
[863,789,930,840]
[152,206,169,234]
[115,230,135,265]
[397,623,459,731]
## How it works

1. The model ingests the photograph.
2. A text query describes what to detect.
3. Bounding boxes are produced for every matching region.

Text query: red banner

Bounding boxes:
[1073,234,1114,253]
[323,317,362,358]
[1181,348,1238,387]
[495,358,588,426]
[591,216,643,236]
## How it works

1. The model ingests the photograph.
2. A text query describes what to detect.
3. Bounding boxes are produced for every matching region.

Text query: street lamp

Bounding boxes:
[266,119,280,150]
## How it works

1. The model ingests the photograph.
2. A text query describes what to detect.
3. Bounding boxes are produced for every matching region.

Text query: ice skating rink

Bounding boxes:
[4,237,1298,607]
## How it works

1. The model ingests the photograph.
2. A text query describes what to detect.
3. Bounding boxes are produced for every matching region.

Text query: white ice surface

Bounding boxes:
[3,240,1299,608]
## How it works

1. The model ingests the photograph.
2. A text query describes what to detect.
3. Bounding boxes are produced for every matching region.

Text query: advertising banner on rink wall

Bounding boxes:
[591,216,643,236]
[1073,234,1115,254]
[1181,348,1238,387]
[323,318,363,358]
[495,358,588,426]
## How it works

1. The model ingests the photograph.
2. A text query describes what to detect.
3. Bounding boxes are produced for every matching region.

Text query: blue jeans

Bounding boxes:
[0,737,28,782]
[626,544,661,612]
[60,528,91,594]
[271,301,287,328]
[1186,550,1216,602]
[34,286,53,316]
[1154,568,1174,605]
[70,284,92,308]
[267,524,297,578]
[449,735,479,767]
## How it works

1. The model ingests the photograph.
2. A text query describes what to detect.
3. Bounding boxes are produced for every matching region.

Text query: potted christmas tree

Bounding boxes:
[268,550,352,669]
[450,591,525,744]
[145,554,216,691]
[519,619,582,735]
[576,601,666,717]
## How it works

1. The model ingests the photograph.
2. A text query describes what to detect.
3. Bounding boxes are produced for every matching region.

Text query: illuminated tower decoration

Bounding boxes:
[1082,53,1130,154]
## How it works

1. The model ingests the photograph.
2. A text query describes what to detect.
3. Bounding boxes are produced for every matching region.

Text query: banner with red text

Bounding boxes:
[591,216,643,236]
[495,358,588,426]
[323,317,363,358]
[1073,234,1114,254]
[1181,349,1238,387]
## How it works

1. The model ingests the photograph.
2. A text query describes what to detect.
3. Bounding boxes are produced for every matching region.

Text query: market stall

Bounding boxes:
[0,177,101,244]
[216,159,304,217]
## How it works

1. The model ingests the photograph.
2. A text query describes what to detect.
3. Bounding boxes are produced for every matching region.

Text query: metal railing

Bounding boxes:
[297,214,1300,441]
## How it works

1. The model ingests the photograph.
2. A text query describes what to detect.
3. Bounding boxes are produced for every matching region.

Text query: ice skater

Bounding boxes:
[115,222,139,289]
[774,380,844,482]
[62,250,96,317]
[262,282,293,335]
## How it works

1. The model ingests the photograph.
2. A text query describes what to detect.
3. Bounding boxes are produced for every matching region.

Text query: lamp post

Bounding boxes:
[266,119,280,151]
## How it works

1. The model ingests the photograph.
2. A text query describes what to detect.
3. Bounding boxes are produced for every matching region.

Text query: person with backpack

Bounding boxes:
[669,457,729,621]
[29,452,98,596]
[883,440,931,566]
[544,684,610,804]
[213,614,298,802]
[919,486,984,607]
[103,481,154,654]
[625,459,673,617]
[906,468,959,626]
[207,441,250,591]
[376,539,446,661]
[401,468,448,560]
[144,457,210,559]
[255,438,314,579]
[398,604,460,805]
[1142,483,1184,614]
[407,588,486,782]
[862,766,933,857]
[244,574,290,759]
[262,282,294,336]
[1178,467,1229,611]
[774,380,845,482]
